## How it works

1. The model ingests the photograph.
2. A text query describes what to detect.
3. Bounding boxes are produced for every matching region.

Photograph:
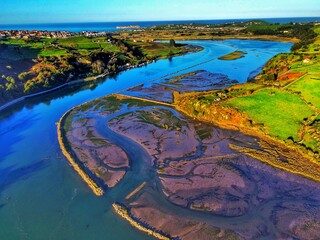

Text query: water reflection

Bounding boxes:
[0,160,47,196]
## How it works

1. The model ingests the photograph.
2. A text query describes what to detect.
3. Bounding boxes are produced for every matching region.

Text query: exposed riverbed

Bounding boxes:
[1,39,309,240]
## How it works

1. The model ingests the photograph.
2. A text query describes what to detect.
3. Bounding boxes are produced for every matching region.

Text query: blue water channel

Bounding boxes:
[0,40,292,240]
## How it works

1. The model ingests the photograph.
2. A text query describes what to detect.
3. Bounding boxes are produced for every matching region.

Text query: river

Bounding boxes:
[0,40,293,239]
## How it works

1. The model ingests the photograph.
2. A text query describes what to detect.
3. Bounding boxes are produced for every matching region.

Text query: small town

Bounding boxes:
[0,29,116,39]
[0,29,73,39]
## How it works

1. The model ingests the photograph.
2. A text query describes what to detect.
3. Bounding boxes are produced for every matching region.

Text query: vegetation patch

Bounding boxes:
[218,50,247,60]
[132,41,186,59]
[0,34,197,106]
[223,88,314,141]
[288,74,320,108]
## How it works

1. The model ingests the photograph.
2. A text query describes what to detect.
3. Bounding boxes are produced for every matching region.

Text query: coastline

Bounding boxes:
[154,35,299,43]
[112,203,170,240]
[62,92,320,239]
[0,72,108,112]
[57,107,104,196]
[57,36,319,237]
[174,100,320,183]
[0,44,202,113]
[1,16,319,240]
[212,35,299,43]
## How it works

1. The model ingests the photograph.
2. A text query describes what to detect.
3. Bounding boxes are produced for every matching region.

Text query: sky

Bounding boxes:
[1,0,319,25]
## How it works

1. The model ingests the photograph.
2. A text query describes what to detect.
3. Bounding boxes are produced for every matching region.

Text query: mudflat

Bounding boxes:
[60,69,320,239]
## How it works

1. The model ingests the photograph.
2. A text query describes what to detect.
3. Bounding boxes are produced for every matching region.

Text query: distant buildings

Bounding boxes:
[0,30,73,39]
[83,31,108,38]
[0,29,116,40]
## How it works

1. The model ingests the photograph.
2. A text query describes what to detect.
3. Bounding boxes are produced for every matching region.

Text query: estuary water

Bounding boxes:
[0,40,292,240]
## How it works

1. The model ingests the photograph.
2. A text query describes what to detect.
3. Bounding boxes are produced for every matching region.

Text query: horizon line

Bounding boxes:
[1,16,319,26]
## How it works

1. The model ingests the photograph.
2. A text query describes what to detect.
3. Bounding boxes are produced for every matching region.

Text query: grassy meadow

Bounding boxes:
[0,36,120,57]
[131,41,187,59]
[223,88,314,140]
[288,73,320,108]
[176,25,320,155]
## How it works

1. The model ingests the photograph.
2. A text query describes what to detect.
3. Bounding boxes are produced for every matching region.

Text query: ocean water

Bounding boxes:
[0,17,319,32]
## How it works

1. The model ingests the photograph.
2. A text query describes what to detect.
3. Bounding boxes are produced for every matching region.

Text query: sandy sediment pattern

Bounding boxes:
[112,203,171,240]
[57,108,104,196]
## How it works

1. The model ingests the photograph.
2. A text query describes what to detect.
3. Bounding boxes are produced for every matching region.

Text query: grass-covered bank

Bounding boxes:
[57,107,104,196]
[223,88,314,141]
[174,25,320,159]
[0,35,196,107]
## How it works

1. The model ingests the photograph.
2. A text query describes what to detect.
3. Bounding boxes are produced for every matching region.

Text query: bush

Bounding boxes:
[169,39,176,47]
[18,72,28,80]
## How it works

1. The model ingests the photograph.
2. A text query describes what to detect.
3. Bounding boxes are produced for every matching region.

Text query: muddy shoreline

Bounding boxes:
[60,92,320,239]
[57,107,104,196]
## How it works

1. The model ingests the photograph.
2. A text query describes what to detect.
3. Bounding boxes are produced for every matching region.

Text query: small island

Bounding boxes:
[218,50,247,60]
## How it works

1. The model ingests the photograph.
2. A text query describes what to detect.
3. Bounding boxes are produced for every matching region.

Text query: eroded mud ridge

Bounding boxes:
[63,93,320,240]
[62,98,131,189]
[123,70,238,103]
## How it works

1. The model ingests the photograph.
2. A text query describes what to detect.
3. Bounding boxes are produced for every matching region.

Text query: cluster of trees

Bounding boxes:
[254,53,304,83]
[246,23,317,52]
[0,37,149,100]
[249,27,280,36]
[290,24,317,51]
[0,75,22,100]
[113,38,144,60]
[22,56,74,93]
[24,37,42,44]
[22,51,118,94]
[246,22,316,43]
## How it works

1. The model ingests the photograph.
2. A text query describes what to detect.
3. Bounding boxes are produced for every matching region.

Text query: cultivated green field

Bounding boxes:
[224,88,314,140]
[39,48,70,57]
[288,74,320,108]
[0,36,120,57]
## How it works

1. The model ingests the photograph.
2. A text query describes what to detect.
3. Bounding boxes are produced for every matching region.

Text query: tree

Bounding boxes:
[5,76,17,91]
[92,60,105,75]
[107,63,117,72]
[169,39,176,47]
[18,72,29,81]
[167,50,173,60]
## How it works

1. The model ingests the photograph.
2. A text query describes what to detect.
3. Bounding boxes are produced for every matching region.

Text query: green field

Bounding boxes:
[246,23,285,33]
[0,36,120,57]
[58,36,91,44]
[288,74,320,108]
[224,88,314,140]
[133,42,185,59]
[39,48,70,57]
[100,42,119,52]
[56,36,122,53]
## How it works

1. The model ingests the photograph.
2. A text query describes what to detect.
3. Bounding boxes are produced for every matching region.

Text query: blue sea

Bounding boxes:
[0,17,319,32]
